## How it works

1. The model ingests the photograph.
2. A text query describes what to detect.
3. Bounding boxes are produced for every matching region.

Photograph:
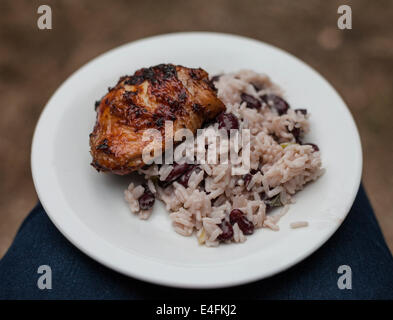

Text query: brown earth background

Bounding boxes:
[0,0,392,258]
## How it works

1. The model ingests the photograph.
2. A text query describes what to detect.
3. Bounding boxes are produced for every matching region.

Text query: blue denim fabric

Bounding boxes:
[0,184,392,299]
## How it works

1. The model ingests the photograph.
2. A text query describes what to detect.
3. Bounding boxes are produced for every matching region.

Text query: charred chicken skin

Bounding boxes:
[89,64,225,174]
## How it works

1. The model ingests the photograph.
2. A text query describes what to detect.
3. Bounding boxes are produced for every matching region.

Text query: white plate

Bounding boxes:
[31,32,362,288]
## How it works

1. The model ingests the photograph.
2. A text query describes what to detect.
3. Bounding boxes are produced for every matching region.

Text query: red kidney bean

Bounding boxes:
[217,112,239,132]
[217,221,234,241]
[138,187,155,210]
[287,126,301,143]
[229,209,254,235]
[303,143,319,152]
[178,165,201,188]
[295,108,307,115]
[230,209,243,223]
[261,94,290,115]
[165,163,193,182]
[241,93,261,109]
[243,174,252,188]
[157,163,194,188]
[243,169,258,188]
[157,179,171,188]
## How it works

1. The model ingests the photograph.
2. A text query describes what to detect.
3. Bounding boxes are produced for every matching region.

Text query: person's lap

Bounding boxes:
[0,185,392,299]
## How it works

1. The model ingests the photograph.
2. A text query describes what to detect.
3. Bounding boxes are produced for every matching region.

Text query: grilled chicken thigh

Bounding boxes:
[90,64,225,174]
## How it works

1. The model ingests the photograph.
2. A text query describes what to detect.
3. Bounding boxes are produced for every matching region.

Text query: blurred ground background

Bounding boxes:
[0,0,392,257]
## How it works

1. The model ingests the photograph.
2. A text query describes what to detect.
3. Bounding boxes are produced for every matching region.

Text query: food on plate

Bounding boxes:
[290,221,309,229]
[89,64,225,174]
[90,66,324,246]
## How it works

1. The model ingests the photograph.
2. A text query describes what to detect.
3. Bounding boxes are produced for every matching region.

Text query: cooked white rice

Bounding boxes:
[290,221,309,229]
[124,70,324,246]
